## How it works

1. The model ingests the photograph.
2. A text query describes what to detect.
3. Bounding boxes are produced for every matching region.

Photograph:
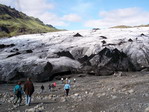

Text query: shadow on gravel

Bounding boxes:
[31,101,57,106]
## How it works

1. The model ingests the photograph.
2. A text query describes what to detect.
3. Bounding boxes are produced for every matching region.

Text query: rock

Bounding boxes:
[88,92,94,97]
[10,48,19,52]
[74,93,79,97]
[85,91,88,94]
[145,107,149,112]
[8,96,14,103]
[143,93,149,97]
[60,97,66,102]
[101,40,106,45]
[128,89,134,94]
[26,49,33,53]
[100,36,107,39]
[140,33,145,36]
[97,93,106,98]
[48,95,52,99]
[78,55,94,65]
[25,108,35,112]
[111,95,117,99]
[7,52,21,58]
[128,38,133,42]
[0,44,15,49]
[92,28,100,31]
[57,51,74,60]
[25,103,44,112]
[73,33,83,37]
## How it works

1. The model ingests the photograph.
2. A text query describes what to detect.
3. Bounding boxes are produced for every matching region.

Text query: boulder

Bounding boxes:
[73,33,83,37]
[26,49,33,53]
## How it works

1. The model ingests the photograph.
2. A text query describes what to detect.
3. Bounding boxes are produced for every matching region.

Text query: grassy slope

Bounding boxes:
[110,25,132,28]
[110,25,149,29]
[0,4,60,38]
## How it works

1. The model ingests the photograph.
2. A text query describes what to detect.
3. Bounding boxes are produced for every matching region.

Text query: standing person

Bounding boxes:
[52,82,56,88]
[65,78,68,83]
[41,85,44,93]
[61,78,64,84]
[73,78,76,83]
[64,82,70,96]
[24,77,34,106]
[68,78,71,84]
[51,82,56,91]
[13,81,23,106]
[53,82,56,87]
[48,84,51,92]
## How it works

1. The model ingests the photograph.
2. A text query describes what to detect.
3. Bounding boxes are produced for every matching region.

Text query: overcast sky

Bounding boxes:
[1,0,149,30]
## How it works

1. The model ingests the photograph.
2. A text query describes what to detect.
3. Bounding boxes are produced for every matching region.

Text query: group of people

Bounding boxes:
[40,82,56,93]
[13,77,34,106]
[13,77,76,106]
[63,78,76,96]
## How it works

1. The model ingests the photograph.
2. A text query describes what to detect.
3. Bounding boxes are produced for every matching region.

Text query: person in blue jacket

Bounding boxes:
[64,82,70,96]
[13,81,23,106]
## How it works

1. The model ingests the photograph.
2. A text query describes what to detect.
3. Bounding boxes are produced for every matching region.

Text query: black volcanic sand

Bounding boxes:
[1,72,149,112]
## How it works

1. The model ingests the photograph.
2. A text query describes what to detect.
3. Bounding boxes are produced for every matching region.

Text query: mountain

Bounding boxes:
[135,24,149,27]
[111,24,149,28]
[110,25,132,28]
[0,4,59,38]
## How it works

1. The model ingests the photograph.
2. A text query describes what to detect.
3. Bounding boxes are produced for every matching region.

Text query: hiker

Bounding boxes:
[68,78,71,84]
[24,77,34,106]
[73,78,76,83]
[51,82,56,91]
[52,82,56,88]
[64,81,70,96]
[65,78,68,82]
[41,85,44,93]
[48,84,51,91]
[13,81,23,106]
[61,78,64,84]
[65,78,67,84]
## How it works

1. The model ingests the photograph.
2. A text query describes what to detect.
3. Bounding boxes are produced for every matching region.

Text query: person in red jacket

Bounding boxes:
[24,77,34,106]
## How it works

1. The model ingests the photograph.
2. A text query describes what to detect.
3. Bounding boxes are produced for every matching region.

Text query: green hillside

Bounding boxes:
[110,25,132,28]
[0,4,59,38]
[111,24,149,29]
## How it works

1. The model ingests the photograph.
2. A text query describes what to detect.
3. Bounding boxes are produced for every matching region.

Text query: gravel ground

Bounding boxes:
[1,72,149,112]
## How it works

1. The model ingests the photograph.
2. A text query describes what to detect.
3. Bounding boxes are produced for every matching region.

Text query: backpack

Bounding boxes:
[15,85,21,95]
[15,89,19,95]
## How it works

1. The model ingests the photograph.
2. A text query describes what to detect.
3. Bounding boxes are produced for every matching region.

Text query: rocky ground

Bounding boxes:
[1,72,149,112]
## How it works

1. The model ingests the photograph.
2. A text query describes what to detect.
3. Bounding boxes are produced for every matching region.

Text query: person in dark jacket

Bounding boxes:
[24,77,34,106]
[13,81,23,106]
[48,84,51,92]
[41,85,44,93]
